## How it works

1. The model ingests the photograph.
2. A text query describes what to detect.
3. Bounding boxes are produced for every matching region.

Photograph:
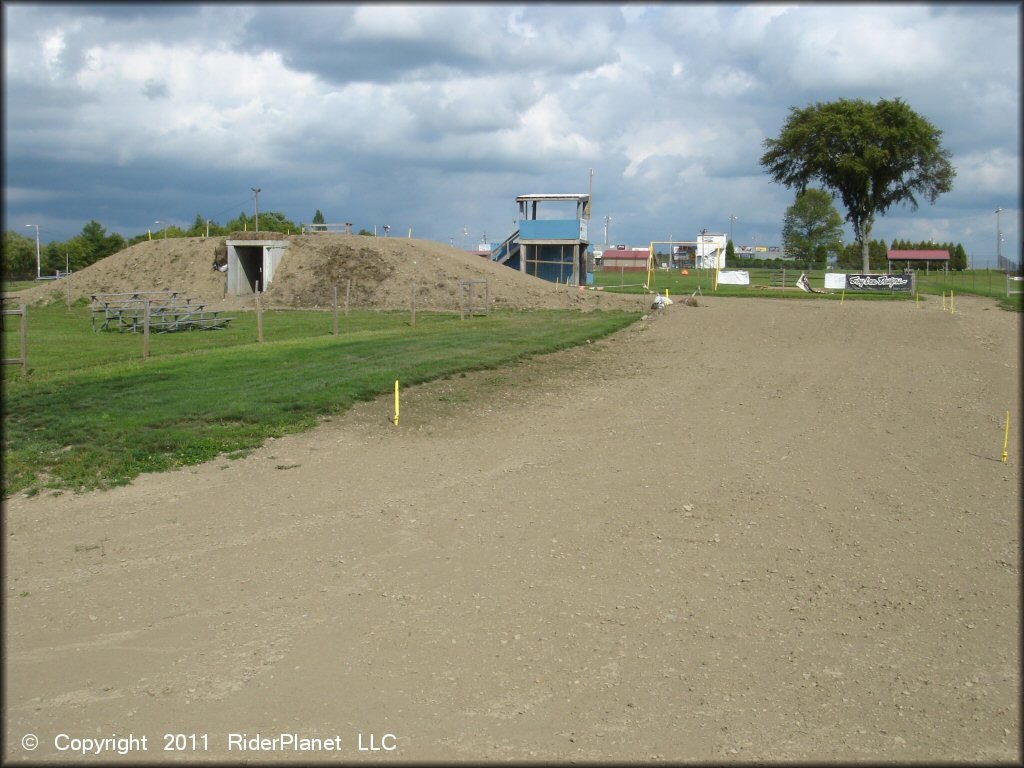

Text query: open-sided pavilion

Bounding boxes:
[887,249,951,273]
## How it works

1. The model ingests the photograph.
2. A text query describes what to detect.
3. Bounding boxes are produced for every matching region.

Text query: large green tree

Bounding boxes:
[761,97,955,273]
[42,220,127,273]
[781,188,844,268]
[2,230,38,279]
[79,220,126,264]
[226,210,297,234]
[837,239,889,271]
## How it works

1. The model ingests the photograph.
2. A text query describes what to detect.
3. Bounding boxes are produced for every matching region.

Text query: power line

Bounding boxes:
[206,197,257,223]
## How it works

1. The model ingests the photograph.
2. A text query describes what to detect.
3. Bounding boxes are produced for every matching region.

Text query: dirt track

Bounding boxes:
[3,294,1020,762]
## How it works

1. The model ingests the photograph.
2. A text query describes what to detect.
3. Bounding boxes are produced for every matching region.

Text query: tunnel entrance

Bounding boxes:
[225,239,289,296]
[235,246,263,293]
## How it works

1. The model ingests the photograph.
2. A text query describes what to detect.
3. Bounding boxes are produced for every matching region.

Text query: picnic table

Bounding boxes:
[91,291,233,333]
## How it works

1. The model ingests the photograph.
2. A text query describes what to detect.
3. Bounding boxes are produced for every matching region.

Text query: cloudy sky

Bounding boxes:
[3,2,1020,265]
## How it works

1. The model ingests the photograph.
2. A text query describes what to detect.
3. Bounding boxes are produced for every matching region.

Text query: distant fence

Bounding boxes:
[300,223,354,235]
[460,280,490,318]
[1008,274,1024,297]
[1,304,28,375]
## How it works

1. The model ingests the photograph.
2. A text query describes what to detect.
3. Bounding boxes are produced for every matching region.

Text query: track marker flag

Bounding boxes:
[394,380,400,427]
[1003,411,1010,464]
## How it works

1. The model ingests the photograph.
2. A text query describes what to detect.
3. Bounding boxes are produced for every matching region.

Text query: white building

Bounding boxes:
[696,233,727,269]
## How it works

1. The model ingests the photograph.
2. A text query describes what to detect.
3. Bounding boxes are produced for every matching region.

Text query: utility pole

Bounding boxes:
[251,187,261,232]
[587,168,593,220]
[995,207,1003,270]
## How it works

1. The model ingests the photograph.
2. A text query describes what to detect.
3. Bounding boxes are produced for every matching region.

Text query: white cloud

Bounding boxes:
[41,31,66,76]
[953,149,1020,197]
[620,119,726,179]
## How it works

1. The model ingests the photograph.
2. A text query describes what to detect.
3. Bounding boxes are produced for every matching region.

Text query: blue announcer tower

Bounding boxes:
[490,193,591,286]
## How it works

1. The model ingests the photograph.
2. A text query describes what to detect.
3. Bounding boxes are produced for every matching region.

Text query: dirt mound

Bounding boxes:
[9,234,641,312]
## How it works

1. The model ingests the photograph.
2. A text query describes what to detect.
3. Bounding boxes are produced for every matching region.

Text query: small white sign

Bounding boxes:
[824,273,847,290]
[716,270,750,285]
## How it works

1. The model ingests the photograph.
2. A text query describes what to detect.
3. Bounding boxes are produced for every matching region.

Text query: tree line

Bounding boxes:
[724,237,968,272]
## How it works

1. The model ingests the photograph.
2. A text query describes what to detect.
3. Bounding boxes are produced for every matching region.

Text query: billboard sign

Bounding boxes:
[847,273,913,292]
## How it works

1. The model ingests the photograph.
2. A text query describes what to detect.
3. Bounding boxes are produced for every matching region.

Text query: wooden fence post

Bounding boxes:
[345,279,351,316]
[256,285,264,343]
[333,284,339,335]
[19,305,27,375]
[143,299,151,360]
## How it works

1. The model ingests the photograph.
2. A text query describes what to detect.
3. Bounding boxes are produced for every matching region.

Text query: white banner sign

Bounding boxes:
[716,270,750,285]
[824,273,847,289]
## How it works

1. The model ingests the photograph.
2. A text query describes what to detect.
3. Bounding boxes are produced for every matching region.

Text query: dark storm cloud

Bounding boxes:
[50,3,199,22]
[236,4,622,85]
[142,78,169,100]
[236,5,483,84]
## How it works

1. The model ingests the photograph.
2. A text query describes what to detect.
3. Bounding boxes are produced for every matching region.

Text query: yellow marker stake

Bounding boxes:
[394,380,400,427]
[666,289,670,301]
[942,291,946,311]
[950,288,954,314]
[1003,411,1010,463]
[841,289,845,305]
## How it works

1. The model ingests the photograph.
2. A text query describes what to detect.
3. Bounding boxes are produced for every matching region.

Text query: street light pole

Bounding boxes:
[252,187,261,232]
[729,214,737,246]
[24,224,40,279]
[995,207,1003,270]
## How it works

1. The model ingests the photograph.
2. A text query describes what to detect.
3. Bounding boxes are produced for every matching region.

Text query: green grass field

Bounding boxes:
[2,279,40,293]
[2,304,640,496]
[592,267,1022,310]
